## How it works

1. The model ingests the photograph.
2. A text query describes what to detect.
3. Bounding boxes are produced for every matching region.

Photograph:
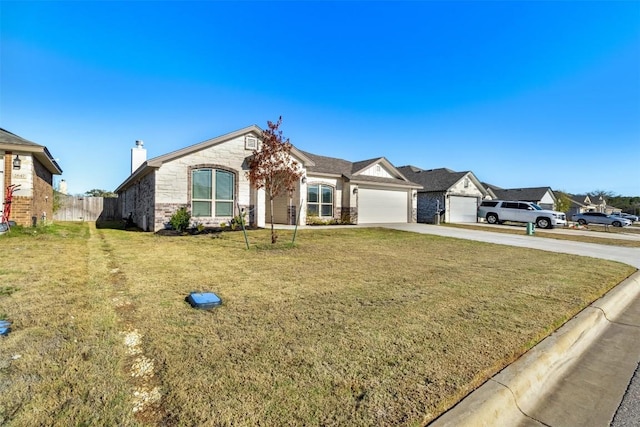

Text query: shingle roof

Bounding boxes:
[397,166,468,192]
[299,150,354,177]
[491,187,553,202]
[483,182,504,191]
[0,128,63,174]
[300,151,420,188]
[0,128,43,147]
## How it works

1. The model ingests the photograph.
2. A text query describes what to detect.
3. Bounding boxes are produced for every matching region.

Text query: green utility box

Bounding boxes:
[526,222,535,235]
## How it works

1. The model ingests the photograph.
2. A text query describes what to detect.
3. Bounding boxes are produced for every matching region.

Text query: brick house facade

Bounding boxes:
[115,125,420,232]
[1,129,62,227]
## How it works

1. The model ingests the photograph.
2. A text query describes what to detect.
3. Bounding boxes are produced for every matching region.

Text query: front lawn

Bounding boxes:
[0,223,635,426]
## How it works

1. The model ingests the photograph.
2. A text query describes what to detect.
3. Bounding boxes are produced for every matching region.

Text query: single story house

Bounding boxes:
[567,194,613,217]
[397,166,488,224]
[0,128,63,226]
[115,125,421,231]
[485,185,559,210]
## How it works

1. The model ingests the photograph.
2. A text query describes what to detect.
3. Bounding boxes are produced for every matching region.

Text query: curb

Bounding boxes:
[429,270,640,426]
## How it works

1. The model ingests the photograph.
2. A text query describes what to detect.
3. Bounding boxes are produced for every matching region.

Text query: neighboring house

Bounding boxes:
[397,166,488,224]
[567,194,611,217]
[115,125,421,232]
[0,128,63,226]
[486,186,558,210]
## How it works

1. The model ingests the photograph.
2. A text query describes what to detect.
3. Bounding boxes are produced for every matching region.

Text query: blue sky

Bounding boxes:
[1,1,639,196]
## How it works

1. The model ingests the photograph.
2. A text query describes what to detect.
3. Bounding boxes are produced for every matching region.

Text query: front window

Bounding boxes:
[307,184,333,217]
[192,169,235,217]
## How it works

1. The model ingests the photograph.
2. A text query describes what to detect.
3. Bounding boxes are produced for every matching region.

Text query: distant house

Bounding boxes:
[567,194,611,217]
[397,166,487,224]
[0,128,63,226]
[485,185,558,210]
[115,125,420,231]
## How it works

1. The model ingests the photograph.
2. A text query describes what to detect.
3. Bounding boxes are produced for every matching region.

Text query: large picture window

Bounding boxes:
[307,184,333,217]
[192,169,235,217]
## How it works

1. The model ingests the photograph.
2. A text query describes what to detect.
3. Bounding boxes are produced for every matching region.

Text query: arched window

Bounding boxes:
[307,184,333,217]
[192,169,235,217]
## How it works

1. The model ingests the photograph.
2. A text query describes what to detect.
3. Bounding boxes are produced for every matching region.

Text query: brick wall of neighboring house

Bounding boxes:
[3,153,9,190]
[4,154,54,226]
[32,156,54,224]
[3,154,26,226]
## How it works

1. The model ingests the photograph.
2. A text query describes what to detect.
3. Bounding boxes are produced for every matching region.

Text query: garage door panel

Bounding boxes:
[450,196,478,223]
[358,188,407,223]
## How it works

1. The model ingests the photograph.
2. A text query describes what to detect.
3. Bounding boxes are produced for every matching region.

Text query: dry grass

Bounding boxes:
[0,223,635,426]
[446,223,640,248]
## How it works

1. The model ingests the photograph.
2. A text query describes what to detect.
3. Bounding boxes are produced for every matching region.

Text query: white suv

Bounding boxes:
[478,200,567,229]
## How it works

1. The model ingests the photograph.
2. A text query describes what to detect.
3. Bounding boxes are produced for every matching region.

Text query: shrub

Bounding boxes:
[230,211,247,230]
[306,215,343,226]
[170,207,191,232]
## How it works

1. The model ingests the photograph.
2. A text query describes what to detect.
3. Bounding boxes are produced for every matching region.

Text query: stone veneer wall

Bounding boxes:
[337,206,357,224]
[417,192,445,223]
[120,172,156,231]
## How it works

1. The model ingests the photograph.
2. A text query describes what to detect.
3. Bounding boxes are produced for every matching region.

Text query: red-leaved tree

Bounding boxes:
[247,117,303,243]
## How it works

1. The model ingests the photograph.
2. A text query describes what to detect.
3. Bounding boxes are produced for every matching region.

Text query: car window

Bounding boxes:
[481,201,498,207]
[503,202,518,209]
[531,203,543,210]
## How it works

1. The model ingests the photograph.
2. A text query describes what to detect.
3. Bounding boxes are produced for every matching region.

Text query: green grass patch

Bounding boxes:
[0,222,635,426]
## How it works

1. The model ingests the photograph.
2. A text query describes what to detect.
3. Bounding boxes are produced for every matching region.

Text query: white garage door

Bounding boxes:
[358,188,408,223]
[449,196,478,223]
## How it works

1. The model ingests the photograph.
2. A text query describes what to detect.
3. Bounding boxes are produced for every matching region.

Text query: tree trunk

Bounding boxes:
[269,196,277,243]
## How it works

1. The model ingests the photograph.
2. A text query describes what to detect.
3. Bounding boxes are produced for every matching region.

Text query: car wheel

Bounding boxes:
[536,218,551,229]
[612,221,622,227]
[486,213,499,224]
[577,219,587,225]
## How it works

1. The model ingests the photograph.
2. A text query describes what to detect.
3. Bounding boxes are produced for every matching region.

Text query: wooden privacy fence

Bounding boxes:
[54,196,119,222]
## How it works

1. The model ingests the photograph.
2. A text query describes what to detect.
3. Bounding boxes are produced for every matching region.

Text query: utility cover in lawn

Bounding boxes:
[185,292,222,310]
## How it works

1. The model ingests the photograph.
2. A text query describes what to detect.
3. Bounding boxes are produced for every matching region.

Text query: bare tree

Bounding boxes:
[247,117,303,243]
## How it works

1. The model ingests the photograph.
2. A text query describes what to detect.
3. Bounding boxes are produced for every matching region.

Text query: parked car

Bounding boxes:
[478,200,567,229]
[610,212,639,222]
[571,212,632,227]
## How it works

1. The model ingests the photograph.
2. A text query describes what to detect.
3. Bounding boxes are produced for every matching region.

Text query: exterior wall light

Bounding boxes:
[13,155,21,170]
[301,176,307,184]
[353,188,358,194]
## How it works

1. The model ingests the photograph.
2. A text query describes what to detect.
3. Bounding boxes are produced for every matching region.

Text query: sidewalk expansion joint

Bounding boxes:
[489,378,552,427]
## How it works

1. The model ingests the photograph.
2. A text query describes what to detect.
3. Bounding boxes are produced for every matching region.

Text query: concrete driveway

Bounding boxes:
[374,223,640,268]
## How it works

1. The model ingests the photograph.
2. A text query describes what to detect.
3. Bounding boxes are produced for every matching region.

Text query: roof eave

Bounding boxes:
[350,178,422,190]
[115,163,156,193]
[1,143,63,175]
